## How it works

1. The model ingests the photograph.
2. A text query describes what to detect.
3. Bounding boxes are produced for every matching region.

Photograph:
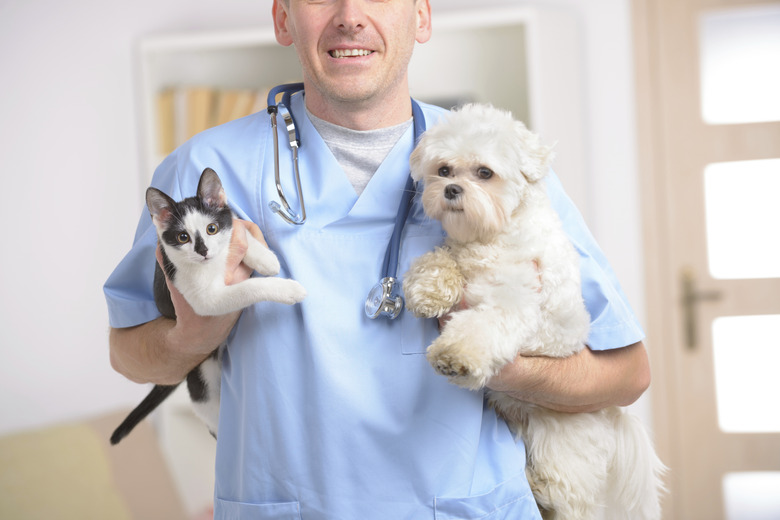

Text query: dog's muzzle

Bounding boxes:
[444,184,463,200]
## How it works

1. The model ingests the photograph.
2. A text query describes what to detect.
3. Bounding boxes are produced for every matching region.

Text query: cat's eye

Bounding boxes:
[177,232,190,244]
[477,167,494,180]
[206,223,219,235]
[438,166,451,177]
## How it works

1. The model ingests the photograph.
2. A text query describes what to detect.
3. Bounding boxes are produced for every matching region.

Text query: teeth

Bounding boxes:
[330,49,372,58]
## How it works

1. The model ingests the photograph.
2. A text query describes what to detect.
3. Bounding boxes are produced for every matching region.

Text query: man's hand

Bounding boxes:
[224,219,268,285]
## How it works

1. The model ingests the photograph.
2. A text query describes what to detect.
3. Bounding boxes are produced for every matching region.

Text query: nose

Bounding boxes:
[333,0,365,32]
[194,235,209,258]
[444,184,463,200]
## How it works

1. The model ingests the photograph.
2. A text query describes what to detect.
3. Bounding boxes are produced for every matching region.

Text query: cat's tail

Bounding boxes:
[607,410,668,520]
[110,384,179,445]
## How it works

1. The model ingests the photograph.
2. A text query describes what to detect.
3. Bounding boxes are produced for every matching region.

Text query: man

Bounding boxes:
[105,0,649,518]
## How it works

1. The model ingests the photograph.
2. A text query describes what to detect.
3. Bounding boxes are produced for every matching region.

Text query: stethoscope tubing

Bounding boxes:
[268,83,306,225]
[382,100,426,281]
[267,84,426,318]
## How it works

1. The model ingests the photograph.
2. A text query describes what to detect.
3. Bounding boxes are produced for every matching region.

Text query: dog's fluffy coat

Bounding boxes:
[403,104,664,519]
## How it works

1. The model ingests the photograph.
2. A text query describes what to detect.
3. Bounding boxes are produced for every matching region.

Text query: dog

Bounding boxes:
[403,104,665,520]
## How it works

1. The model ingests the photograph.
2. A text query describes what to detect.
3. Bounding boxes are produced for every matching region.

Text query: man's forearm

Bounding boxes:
[109,318,215,385]
[487,341,650,413]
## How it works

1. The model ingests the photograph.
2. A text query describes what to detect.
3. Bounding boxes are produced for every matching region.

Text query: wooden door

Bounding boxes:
[633,0,780,518]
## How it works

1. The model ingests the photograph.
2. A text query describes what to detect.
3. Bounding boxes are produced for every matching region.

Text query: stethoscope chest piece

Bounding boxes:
[365,277,403,320]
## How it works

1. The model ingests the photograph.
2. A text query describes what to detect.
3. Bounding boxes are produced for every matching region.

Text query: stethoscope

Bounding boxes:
[266,83,426,320]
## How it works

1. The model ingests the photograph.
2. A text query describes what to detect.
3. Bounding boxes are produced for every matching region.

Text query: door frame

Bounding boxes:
[632,0,679,513]
[633,0,780,517]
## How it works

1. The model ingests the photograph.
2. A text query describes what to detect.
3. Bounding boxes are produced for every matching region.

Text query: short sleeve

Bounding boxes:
[545,170,645,350]
[103,153,183,328]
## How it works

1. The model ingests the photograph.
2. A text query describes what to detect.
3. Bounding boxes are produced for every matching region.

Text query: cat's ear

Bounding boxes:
[146,187,176,226]
[198,168,228,209]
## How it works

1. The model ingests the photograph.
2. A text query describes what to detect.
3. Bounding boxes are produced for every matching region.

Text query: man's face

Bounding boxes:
[273,0,431,111]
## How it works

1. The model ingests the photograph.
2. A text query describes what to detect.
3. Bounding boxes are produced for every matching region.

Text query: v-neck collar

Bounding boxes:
[290,93,417,230]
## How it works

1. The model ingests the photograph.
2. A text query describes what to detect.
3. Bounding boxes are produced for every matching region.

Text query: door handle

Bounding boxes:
[681,267,722,351]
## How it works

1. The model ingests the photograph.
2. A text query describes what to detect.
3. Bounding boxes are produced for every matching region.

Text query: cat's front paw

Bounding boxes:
[251,250,281,277]
[274,279,307,305]
[244,235,281,276]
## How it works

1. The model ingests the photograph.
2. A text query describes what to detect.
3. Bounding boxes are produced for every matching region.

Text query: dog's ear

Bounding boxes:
[410,140,427,182]
[514,120,555,183]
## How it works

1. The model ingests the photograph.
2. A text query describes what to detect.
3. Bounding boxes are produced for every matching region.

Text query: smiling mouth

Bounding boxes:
[329,49,373,58]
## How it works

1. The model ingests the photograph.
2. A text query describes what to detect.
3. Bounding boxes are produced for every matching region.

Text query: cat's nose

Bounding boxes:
[444,184,463,200]
[194,238,208,258]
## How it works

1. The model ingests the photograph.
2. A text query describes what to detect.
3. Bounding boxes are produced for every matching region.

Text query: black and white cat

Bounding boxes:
[110,168,306,445]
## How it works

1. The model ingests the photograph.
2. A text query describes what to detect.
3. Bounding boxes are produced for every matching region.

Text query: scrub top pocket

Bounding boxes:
[214,498,302,520]
[401,310,438,355]
[434,475,542,520]
[398,229,447,355]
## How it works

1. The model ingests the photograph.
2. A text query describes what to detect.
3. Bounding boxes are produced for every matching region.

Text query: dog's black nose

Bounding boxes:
[444,184,463,200]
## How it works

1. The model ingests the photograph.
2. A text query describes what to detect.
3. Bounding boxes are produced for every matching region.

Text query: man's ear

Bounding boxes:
[415,0,432,44]
[273,0,293,47]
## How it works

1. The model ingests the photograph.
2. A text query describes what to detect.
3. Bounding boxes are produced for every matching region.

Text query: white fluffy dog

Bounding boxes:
[403,104,665,520]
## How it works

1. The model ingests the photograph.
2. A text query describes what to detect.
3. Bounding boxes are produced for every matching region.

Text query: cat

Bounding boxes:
[110,167,306,444]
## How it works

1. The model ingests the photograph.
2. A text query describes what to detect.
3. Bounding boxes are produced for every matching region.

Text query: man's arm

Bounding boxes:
[109,219,263,385]
[486,341,650,414]
[109,305,241,385]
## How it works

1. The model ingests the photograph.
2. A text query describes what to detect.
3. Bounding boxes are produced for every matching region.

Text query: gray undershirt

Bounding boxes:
[306,107,413,196]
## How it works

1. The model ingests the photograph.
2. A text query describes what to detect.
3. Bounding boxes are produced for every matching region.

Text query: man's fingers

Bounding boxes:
[154,244,191,315]
[239,219,268,247]
[224,219,266,285]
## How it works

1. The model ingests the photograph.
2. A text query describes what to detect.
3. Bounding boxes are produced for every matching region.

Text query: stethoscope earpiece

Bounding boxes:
[267,83,306,225]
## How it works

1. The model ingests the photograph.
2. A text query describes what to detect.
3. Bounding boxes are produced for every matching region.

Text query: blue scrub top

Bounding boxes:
[104,93,643,519]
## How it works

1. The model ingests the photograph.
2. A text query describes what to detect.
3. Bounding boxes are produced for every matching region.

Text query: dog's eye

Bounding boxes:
[477,167,494,180]
[438,166,451,177]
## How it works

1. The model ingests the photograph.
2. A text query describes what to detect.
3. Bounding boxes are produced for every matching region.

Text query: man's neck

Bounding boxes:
[303,83,413,131]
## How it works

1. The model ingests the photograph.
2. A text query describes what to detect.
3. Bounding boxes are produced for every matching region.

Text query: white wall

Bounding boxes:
[0,0,645,436]
[0,0,273,436]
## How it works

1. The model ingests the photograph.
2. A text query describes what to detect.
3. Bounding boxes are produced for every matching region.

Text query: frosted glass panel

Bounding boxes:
[723,472,780,520]
[704,159,780,280]
[699,6,780,124]
[713,315,780,433]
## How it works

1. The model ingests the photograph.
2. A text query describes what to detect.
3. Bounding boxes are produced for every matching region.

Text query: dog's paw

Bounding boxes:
[403,249,464,318]
[405,293,455,319]
[426,337,491,390]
